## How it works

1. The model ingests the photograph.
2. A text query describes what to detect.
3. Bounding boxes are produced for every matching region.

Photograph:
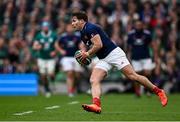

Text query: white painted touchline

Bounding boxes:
[13,111,34,116]
[68,101,79,105]
[45,105,60,110]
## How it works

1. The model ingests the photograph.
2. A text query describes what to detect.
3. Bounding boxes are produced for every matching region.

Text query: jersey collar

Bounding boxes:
[41,30,52,37]
[81,22,88,31]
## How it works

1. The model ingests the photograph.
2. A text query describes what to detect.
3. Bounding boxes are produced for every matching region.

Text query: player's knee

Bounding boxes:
[90,77,100,85]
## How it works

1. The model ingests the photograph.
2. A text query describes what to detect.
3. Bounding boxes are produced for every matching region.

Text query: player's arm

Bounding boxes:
[79,41,87,51]
[32,41,42,50]
[81,34,103,59]
[49,41,57,57]
[88,34,102,56]
[55,41,66,55]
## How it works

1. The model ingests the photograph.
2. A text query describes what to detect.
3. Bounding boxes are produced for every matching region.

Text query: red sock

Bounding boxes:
[135,85,140,96]
[93,97,101,107]
[152,86,162,95]
[68,87,75,94]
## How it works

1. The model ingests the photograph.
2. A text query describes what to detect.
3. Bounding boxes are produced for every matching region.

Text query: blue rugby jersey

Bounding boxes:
[80,22,117,59]
[58,32,81,57]
[127,29,152,60]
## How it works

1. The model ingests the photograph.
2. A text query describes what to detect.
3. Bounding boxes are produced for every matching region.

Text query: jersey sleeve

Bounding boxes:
[54,33,58,42]
[86,26,99,39]
[58,33,66,45]
[33,33,41,45]
[58,36,64,45]
[34,33,39,41]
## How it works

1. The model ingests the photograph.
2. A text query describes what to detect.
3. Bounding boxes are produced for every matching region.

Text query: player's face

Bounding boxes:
[42,26,49,33]
[66,24,73,33]
[135,21,143,30]
[71,16,81,30]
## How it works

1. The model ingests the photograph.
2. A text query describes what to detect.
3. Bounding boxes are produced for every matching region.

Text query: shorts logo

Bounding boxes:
[121,62,124,65]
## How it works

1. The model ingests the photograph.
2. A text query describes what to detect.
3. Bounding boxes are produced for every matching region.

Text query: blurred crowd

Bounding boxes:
[0,0,180,93]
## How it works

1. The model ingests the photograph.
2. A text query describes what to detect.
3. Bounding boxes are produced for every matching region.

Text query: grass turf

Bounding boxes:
[0,94,180,121]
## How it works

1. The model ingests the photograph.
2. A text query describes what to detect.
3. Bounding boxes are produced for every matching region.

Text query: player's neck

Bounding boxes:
[81,22,87,30]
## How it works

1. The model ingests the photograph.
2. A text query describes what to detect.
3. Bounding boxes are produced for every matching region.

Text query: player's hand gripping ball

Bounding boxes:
[74,50,92,66]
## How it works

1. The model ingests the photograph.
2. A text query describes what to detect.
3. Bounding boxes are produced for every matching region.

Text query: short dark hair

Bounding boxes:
[72,11,88,22]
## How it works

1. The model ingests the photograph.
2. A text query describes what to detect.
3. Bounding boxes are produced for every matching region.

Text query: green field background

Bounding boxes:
[0,94,179,121]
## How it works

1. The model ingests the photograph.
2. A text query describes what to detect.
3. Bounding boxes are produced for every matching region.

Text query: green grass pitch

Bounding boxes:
[0,94,180,121]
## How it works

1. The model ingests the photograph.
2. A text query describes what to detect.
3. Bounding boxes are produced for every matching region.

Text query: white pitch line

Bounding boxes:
[13,111,34,116]
[45,105,60,110]
[68,101,79,105]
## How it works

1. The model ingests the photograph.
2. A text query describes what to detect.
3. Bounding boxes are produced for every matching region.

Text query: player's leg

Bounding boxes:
[142,58,155,96]
[60,57,76,97]
[47,59,56,82]
[121,64,168,106]
[90,68,106,99]
[74,60,84,94]
[82,68,107,113]
[105,47,167,106]
[131,60,143,97]
[132,59,154,97]
[37,59,51,97]
[47,59,56,95]
[86,57,99,94]
[66,71,76,97]
[82,61,111,113]
[104,47,167,106]
[40,73,50,96]
[143,69,152,96]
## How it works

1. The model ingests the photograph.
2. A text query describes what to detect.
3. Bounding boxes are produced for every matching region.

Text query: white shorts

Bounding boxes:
[37,58,56,74]
[60,57,83,72]
[132,58,155,72]
[88,56,99,69]
[95,47,130,72]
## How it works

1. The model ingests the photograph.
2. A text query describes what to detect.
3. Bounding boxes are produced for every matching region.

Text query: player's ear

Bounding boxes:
[79,19,84,24]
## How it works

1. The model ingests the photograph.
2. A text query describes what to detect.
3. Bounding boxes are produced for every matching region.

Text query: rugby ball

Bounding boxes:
[74,50,91,66]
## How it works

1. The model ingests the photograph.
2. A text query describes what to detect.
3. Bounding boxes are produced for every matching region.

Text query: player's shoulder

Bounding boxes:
[86,22,99,30]
[128,29,135,35]
[74,31,81,37]
[36,31,42,36]
[34,31,42,38]
[61,32,67,37]
[58,32,67,40]
[51,31,57,36]
[143,29,151,35]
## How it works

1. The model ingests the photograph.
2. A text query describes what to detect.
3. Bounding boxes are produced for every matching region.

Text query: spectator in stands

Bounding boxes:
[0,37,8,73]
